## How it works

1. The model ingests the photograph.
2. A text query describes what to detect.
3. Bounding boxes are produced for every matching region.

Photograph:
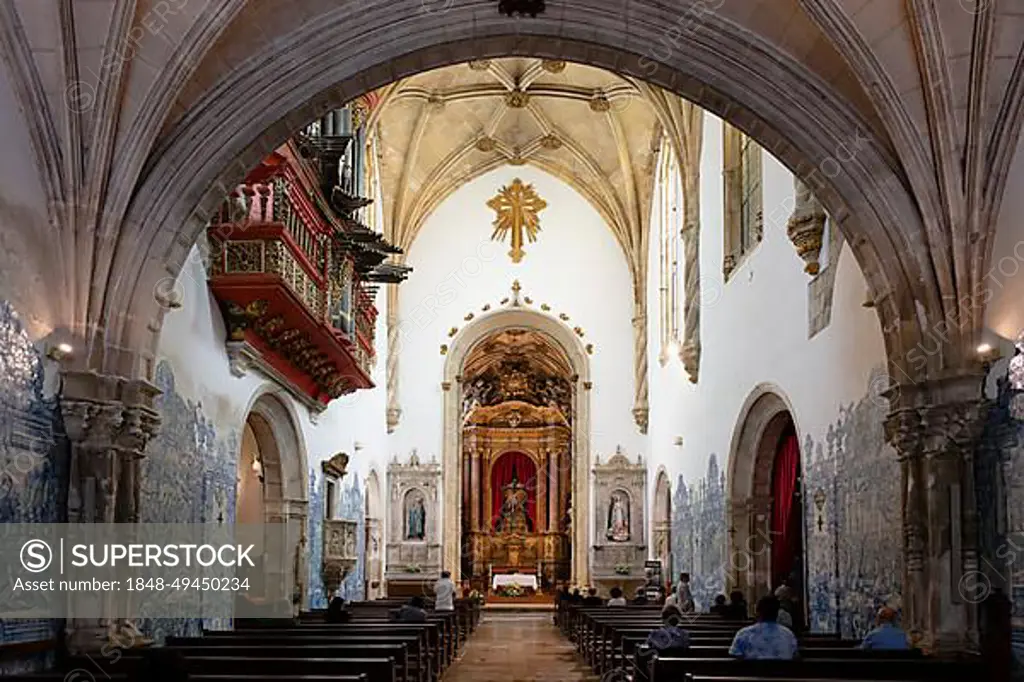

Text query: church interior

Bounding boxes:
[0,1,1023,680]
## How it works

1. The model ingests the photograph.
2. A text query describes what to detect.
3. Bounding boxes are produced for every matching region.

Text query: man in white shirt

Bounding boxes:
[434,570,455,611]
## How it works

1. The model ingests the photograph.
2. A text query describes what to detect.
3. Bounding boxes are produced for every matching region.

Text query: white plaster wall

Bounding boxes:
[391,166,642,461]
[644,113,888,534]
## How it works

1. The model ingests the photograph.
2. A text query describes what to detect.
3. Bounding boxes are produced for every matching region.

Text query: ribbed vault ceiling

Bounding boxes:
[368,58,684,290]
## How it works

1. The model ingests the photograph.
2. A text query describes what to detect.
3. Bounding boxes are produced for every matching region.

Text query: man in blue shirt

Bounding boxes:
[859,607,909,650]
[729,595,799,660]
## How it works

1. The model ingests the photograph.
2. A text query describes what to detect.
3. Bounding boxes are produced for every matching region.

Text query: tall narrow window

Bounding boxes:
[656,142,684,362]
[723,123,763,279]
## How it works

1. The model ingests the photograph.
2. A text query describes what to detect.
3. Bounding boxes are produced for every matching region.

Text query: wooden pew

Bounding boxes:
[650,656,979,682]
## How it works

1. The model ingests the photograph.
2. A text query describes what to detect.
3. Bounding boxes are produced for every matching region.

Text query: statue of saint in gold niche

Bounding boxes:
[495,468,533,535]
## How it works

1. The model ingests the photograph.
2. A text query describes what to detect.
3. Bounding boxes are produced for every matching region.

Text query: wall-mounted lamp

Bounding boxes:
[354,442,364,453]
[46,343,74,362]
[673,436,684,447]
[977,343,999,364]
[251,455,264,482]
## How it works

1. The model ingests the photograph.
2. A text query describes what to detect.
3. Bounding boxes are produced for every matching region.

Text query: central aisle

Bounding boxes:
[444,612,601,682]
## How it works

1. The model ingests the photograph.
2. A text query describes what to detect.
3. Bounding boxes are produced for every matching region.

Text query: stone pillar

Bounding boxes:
[886,383,988,652]
[60,371,162,653]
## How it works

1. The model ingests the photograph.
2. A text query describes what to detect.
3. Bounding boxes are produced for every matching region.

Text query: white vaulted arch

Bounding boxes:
[442,306,591,584]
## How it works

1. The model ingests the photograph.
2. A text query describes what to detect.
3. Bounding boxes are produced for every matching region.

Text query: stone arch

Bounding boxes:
[109,10,933,390]
[443,306,591,584]
[726,384,801,605]
[242,391,309,601]
[652,467,672,580]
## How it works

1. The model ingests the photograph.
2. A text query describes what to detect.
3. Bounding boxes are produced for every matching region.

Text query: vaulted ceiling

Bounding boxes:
[368,58,681,292]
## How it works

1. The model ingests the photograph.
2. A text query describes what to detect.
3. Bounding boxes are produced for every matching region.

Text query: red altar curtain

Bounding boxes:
[770,429,800,588]
[490,451,537,531]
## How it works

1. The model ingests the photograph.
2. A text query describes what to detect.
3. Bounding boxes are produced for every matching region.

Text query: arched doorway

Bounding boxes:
[238,393,309,606]
[444,307,590,585]
[364,469,384,599]
[652,469,672,583]
[727,387,805,611]
[459,327,574,592]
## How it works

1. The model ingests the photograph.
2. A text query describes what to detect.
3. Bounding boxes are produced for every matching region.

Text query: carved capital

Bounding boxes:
[632,406,649,434]
[786,178,826,275]
[116,406,161,458]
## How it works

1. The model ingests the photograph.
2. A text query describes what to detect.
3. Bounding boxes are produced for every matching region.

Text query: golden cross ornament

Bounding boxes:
[486,178,547,263]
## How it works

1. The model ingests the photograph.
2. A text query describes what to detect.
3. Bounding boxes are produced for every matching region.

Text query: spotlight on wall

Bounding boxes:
[977,343,992,355]
[46,343,74,362]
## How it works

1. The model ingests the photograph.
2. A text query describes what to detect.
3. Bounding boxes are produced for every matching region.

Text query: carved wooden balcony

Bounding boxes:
[207,146,377,411]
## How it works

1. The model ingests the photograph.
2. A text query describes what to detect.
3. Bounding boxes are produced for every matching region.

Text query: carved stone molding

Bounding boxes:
[787,178,827,275]
[321,452,350,480]
[387,452,443,578]
[884,390,989,652]
[591,451,647,582]
[322,518,359,596]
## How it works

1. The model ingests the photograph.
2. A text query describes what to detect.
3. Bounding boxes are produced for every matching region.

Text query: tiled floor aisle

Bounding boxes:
[444,612,601,682]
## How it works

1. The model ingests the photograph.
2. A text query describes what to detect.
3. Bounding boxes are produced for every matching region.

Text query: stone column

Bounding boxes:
[60,371,162,653]
[886,383,988,652]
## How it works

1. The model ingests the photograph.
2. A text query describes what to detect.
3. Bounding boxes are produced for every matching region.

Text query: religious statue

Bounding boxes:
[496,469,532,534]
[606,491,630,542]
[406,492,426,540]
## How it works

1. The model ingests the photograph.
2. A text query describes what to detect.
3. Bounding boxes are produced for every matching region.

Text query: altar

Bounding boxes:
[491,573,538,591]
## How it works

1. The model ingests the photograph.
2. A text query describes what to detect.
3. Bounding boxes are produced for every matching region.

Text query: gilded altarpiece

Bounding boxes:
[461,401,572,590]
[386,453,442,583]
[592,452,648,593]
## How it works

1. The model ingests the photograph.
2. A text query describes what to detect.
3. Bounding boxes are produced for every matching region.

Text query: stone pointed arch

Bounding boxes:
[108,12,933,394]
[442,306,591,584]
[243,389,309,603]
[726,384,801,605]
[652,466,672,578]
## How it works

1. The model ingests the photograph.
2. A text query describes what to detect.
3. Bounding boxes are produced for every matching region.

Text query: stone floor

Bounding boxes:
[444,612,602,682]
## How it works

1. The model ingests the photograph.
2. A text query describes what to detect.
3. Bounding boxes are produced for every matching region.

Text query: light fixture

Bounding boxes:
[977,343,992,355]
[46,343,73,362]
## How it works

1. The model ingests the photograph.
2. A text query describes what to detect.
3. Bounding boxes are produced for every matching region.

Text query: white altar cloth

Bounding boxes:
[492,573,538,591]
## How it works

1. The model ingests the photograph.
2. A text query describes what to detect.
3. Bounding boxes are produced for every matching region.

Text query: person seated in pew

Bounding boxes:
[728,595,798,660]
[326,596,352,623]
[607,587,627,606]
[632,587,649,606]
[644,604,692,652]
[434,570,455,612]
[582,587,604,606]
[710,594,729,616]
[675,573,695,613]
[859,606,909,650]
[391,596,429,622]
[725,589,748,620]
[776,601,794,629]
[129,648,189,682]
[570,588,583,604]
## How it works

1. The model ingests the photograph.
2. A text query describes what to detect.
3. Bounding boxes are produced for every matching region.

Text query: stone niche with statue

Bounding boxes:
[386,451,442,594]
[591,449,647,594]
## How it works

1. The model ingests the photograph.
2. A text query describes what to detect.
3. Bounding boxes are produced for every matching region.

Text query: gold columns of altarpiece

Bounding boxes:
[460,400,571,588]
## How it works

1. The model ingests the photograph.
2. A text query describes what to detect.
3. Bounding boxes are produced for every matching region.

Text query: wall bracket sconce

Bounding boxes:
[46,343,74,362]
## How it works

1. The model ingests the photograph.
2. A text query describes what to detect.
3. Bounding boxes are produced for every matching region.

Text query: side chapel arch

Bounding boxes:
[240,390,309,601]
[443,306,591,585]
[726,385,802,607]
[652,467,672,579]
